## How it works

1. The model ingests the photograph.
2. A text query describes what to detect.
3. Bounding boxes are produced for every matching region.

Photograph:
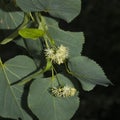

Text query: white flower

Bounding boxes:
[62,86,76,97]
[51,85,77,97]
[44,48,55,60]
[55,45,69,64]
[51,87,63,97]
[44,45,69,65]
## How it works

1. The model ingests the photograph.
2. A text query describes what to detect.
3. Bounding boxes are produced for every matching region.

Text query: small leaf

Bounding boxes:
[28,74,79,120]
[68,56,112,91]
[0,55,36,119]
[19,28,45,39]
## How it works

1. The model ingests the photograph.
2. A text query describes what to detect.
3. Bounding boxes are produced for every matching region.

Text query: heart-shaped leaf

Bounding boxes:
[28,74,79,120]
[0,55,36,119]
[68,56,112,91]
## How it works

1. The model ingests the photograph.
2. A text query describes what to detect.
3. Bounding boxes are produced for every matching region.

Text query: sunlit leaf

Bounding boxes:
[19,28,45,39]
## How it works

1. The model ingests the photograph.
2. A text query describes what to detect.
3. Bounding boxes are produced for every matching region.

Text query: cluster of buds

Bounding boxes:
[44,45,69,65]
[50,85,77,98]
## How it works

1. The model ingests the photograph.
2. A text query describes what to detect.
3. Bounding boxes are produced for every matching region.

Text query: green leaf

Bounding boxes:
[0,13,29,45]
[0,55,36,119]
[68,56,112,91]
[15,38,44,68]
[19,28,45,39]
[0,9,24,29]
[16,0,81,22]
[45,17,85,58]
[14,38,27,49]
[28,74,79,120]
[79,80,96,91]
[0,10,23,29]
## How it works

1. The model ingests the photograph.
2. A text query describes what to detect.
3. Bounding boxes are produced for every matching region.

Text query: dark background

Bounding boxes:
[64,0,120,120]
[0,0,120,120]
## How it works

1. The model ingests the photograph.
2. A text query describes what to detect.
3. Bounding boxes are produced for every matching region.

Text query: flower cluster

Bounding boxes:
[51,85,77,97]
[45,45,69,65]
